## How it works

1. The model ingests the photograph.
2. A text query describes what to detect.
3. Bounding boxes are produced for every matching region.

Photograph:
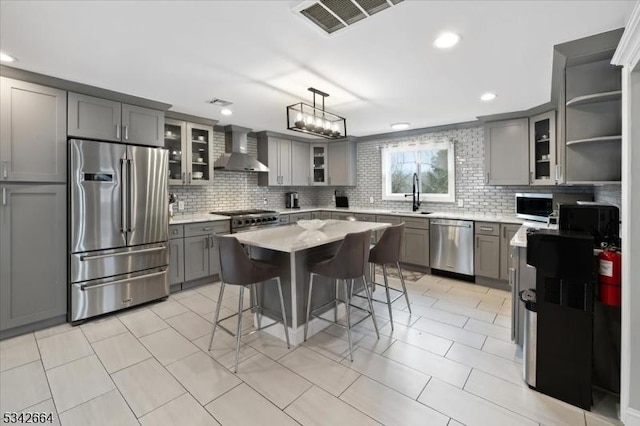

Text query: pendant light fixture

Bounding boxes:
[286,87,347,139]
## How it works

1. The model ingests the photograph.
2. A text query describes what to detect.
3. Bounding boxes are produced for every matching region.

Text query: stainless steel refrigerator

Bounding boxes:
[69,139,169,322]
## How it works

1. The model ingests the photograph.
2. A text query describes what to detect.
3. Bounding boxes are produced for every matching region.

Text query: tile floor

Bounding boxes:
[0,273,621,426]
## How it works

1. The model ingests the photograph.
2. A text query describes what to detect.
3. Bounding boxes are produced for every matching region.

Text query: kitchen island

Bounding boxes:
[234,220,390,344]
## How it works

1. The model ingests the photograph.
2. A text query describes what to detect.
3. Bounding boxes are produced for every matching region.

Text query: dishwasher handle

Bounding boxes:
[430,220,473,228]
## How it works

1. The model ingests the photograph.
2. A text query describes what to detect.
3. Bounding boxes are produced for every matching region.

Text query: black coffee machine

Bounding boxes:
[285,192,299,209]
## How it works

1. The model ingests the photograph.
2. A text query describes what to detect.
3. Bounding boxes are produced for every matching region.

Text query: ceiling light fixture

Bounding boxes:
[480,92,497,101]
[287,87,346,139]
[0,52,16,62]
[220,108,233,116]
[391,123,410,131]
[433,32,460,49]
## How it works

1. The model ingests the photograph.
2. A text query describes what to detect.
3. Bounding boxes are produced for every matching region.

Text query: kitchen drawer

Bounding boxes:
[311,211,332,220]
[279,214,290,225]
[475,222,500,236]
[290,212,312,222]
[184,221,230,237]
[376,215,403,225]
[169,225,184,240]
[332,212,356,220]
[354,213,376,222]
[400,216,429,230]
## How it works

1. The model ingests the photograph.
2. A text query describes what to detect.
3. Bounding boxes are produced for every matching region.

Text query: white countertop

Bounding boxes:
[233,220,390,253]
[510,221,557,248]
[169,214,229,224]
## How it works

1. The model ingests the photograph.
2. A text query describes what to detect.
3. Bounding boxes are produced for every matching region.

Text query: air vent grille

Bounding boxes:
[206,98,233,107]
[296,0,403,35]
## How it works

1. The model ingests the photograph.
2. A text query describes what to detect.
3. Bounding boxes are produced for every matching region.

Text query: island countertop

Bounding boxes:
[233,220,390,253]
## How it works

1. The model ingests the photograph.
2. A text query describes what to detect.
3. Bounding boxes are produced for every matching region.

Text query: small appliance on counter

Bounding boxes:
[335,190,349,208]
[515,192,593,223]
[285,192,299,209]
[559,203,620,246]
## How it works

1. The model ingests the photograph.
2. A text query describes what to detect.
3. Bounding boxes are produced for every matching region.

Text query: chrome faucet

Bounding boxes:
[404,172,421,212]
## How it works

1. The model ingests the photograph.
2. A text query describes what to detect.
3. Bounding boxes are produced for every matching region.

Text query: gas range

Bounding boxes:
[211,209,280,233]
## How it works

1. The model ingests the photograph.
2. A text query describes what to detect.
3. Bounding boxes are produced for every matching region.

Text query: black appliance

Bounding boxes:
[285,192,299,209]
[211,209,280,233]
[335,190,349,208]
[527,229,595,410]
[559,204,619,246]
[516,193,592,223]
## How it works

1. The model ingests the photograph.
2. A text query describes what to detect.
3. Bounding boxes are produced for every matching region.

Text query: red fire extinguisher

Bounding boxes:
[598,246,622,307]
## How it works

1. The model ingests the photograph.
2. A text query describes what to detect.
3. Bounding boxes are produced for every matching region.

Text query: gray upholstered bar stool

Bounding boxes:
[208,235,290,373]
[304,229,379,361]
[367,223,411,330]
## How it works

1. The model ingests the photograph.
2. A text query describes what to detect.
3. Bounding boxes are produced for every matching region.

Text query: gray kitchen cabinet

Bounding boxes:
[484,118,529,185]
[475,222,500,279]
[279,214,290,226]
[332,211,356,220]
[529,111,557,185]
[310,211,332,220]
[68,92,164,147]
[354,213,378,244]
[165,118,214,186]
[0,77,67,183]
[511,245,536,344]
[291,141,311,186]
[289,212,312,222]
[178,221,230,284]
[311,143,328,185]
[401,227,430,267]
[327,140,357,186]
[168,238,184,286]
[184,236,209,282]
[257,137,292,186]
[208,235,221,277]
[0,184,66,332]
[500,224,521,281]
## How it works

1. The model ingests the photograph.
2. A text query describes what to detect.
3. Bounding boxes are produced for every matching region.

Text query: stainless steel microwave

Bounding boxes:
[515,193,593,222]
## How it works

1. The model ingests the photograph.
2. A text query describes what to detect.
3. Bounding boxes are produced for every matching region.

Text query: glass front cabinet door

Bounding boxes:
[529,111,556,185]
[164,119,213,186]
[310,143,328,185]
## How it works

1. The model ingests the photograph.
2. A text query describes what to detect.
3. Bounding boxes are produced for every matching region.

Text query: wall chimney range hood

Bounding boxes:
[214,125,269,172]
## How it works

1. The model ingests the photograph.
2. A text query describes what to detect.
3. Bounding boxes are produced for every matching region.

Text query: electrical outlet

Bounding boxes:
[457,199,464,208]
[369,197,374,204]
[178,201,185,211]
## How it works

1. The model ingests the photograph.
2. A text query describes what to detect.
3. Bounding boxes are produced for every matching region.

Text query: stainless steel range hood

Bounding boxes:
[214,125,269,172]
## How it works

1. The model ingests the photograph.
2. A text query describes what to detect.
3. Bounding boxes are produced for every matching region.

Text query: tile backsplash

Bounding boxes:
[171,126,620,216]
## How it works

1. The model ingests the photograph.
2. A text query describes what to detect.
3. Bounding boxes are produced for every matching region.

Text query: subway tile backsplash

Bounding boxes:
[170,126,620,216]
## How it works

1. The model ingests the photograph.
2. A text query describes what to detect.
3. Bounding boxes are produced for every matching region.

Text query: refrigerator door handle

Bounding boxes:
[80,246,165,261]
[120,158,127,233]
[127,159,134,232]
[80,270,166,291]
[2,187,6,206]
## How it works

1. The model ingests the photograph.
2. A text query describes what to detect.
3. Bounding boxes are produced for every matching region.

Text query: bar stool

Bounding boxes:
[304,230,379,361]
[367,223,411,330]
[208,235,290,373]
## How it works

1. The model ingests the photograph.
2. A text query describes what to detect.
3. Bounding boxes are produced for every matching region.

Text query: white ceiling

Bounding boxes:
[0,1,635,137]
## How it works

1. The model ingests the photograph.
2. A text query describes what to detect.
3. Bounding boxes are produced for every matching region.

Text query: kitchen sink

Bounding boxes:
[390,210,432,215]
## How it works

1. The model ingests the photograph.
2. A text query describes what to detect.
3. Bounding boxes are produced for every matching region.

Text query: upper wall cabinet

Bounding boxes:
[311,143,328,185]
[291,141,311,186]
[327,140,357,186]
[68,92,164,147]
[0,77,67,183]
[484,118,529,185]
[529,110,557,185]
[165,118,214,186]
[257,136,292,186]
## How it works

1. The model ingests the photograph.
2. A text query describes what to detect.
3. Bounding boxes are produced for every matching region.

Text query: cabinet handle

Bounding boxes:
[116,124,121,139]
[188,172,192,184]
[530,171,534,184]
[182,172,186,184]
[555,164,562,182]
[204,237,209,248]
[508,267,515,288]
[124,125,129,140]
[2,187,6,205]
[503,226,506,239]
[210,236,214,247]
[2,161,7,179]
[202,227,214,231]
[486,173,489,184]
[476,236,479,249]
[479,226,493,232]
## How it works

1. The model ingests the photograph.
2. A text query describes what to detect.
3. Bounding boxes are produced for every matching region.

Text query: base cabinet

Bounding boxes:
[168,238,184,286]
[500,224,521,280]
[475,235,500,279]
[402,228,430,267]
[0,184,66,332]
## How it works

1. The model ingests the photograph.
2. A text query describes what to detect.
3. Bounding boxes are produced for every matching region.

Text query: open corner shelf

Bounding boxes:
[566,90,622,107]
[565,135,622,146]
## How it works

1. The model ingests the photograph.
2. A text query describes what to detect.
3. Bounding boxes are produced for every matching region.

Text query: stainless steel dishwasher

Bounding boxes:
[429,219,474,276]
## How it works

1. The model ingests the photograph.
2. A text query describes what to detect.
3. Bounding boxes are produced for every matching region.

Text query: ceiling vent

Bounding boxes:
[206,98,233,107]
[294,0,403,35]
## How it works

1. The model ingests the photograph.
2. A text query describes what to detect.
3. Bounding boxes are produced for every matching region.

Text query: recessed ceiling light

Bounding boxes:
[220,109,233,116]
[391,123,410,131]
[0,52,16,62]
[480,92,497,102]
[433,32,460,49]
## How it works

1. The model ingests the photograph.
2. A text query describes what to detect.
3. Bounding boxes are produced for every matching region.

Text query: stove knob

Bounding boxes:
[244,219,251,225]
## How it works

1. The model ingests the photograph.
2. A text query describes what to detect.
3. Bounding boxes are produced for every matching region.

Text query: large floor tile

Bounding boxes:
[112,358,185,417]
[139,328,200,365]
[464,318,511,341]
[166,311,213,341]
[412,317,486,349]
[446,342,524,387]
[302,329,355,362]
[34,323,74,340]
[382,341,471,388]
[341,376,448,426]
[37,328,93,370]
[482,336,523,363]
[405,303,468,327]
[425,288,483,308]
[585,412,621,426]
[92,332,152,373]
[379,322,453,356]
[177,293,219,316]
[24,399,60,426]
[192,332,259,370]
[0,333,40,372]
[285,386,379,426]
[448,286,507,304]
[205,383,298,426]
[431,299,497,323]
[279,346,360,396]
[80,317,128,343]
[119,308,169,338]
[0,360,51,413]
[166,351,240,405]
[340,346,430,399]
[140,393,220,426]
[46,355,114,413]
[244,330,293,361]
[418,378,537,426]
[477,300,511,316]
[150,299,190,319]
[194,283,223,301]
[494,313,511,328]
[58,389,138,426]
[236,353,312,408]
[464,369,585,426]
